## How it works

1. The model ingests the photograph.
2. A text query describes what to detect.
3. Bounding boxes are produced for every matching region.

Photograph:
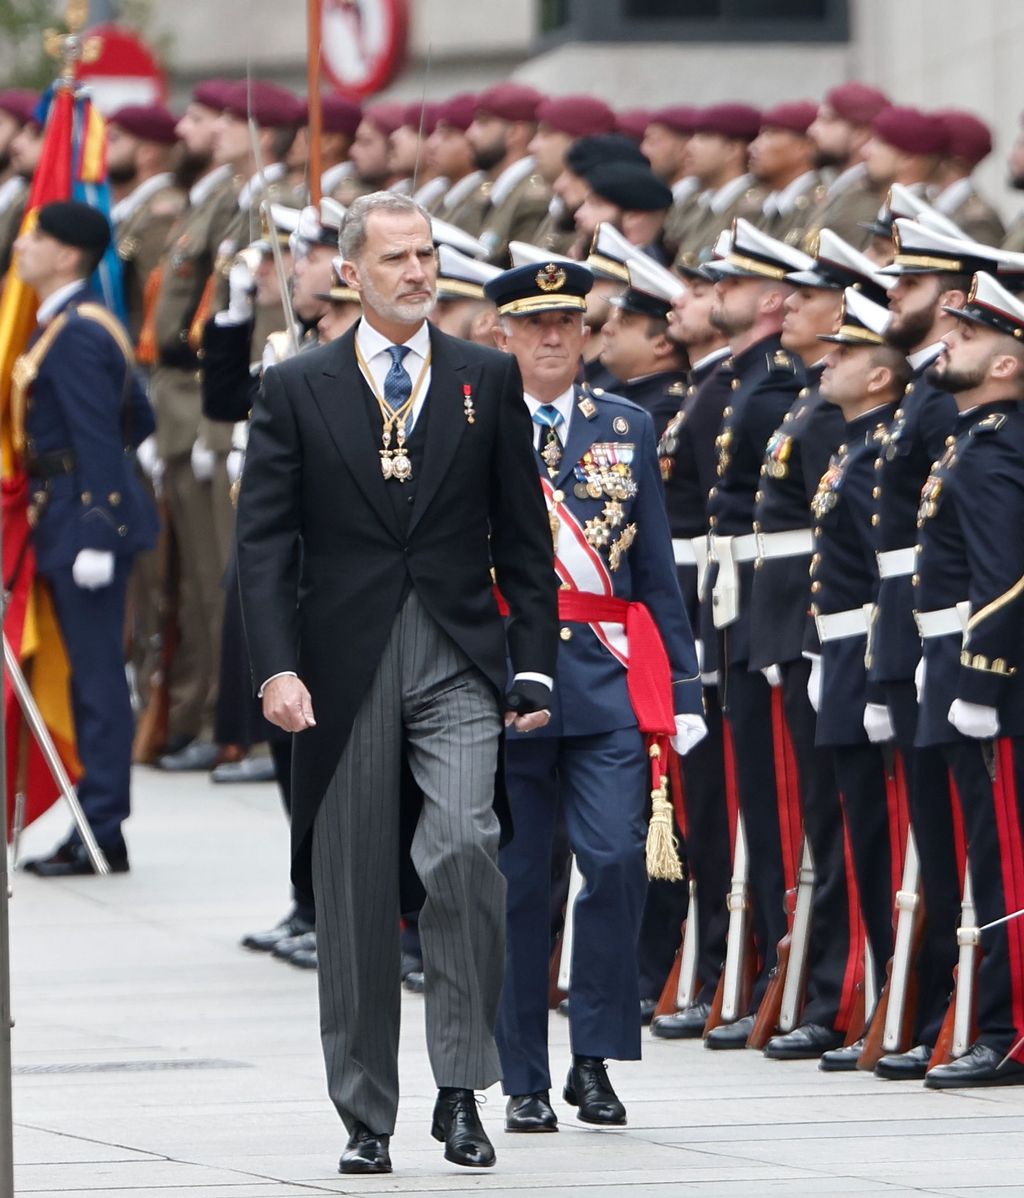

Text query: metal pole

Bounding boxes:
[0,508,15,1198]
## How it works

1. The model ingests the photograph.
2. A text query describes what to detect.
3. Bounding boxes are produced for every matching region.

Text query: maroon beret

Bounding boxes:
[692,103,762,142]
[824,82,890,126]
[434,92,477,132]
[401,100,441,135]
[109,104,179,145]
[537,95,616,138]
[0,89,38,127]
[321,93,362,136]
[192,79,233,112]
[872,105,948,156]
[474,83,544,124]
[760,100,818,135]
[362,100,405,137]
[222,81,304,128]
[616,108,652,142]
[648,105,699,136]
[936,109,993,166]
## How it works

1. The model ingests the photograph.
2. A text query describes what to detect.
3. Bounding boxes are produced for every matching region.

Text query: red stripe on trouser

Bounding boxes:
[722,716,741,853]
[836,799,867,1033]
[993,739,1024,1063]
[885,752,912,898]
[948,768,968,882]
[770,687,803,894]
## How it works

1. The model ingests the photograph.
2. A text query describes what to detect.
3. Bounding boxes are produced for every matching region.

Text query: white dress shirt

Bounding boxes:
[355,315,432,430]
[110,171,176,226]
[37,279,86,325]
[189,163,234,208]
[524,385,575,453]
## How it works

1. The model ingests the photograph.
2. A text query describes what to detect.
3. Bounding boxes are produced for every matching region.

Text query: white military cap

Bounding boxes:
[702,217,814,280]
[509,240,577,269]
[587,221,638,282]
[430,215,488,259]
[786,228,892,302]
[942,271,1024,339]
[610,252,685,318]
[882,218,1007,276]
[437,244,503,300]
[818,286,892,346]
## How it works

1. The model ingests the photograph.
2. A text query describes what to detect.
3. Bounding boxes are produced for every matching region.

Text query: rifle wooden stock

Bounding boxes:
[859,907,926,1069]
[747,937,789,1050]
[654,942,684,1020]
[931,867,980,1068]
[132,503,178,764]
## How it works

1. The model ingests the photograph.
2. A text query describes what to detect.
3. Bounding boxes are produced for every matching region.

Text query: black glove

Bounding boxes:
[504,679,552,715]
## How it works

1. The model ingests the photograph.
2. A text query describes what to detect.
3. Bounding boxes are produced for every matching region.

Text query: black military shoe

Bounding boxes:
[273,929,316,962]
[339,1122,391,1174]
[819,1037,864,1072]
[403,970,425,994]
[764,1023,844,1060]
[156,739,220,771]
[875,1043,932,1080]
[925,1043,1024,1089]
[704,1013,755,1050]
[431,1088,495,1167]
[22,841,129,877]
[652,1001,711,1039]
[505,1091,558,1133]
[241,911,314,953]
[639,998,658,1026]
[563,1057,626,1125]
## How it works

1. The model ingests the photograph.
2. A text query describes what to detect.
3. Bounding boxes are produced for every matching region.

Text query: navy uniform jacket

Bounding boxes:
[868,357,958,689]
[658,349,730,673]
[703,334,805,666]
[917,400,1024,740]
[809,402,897,745]
[509,384,702,740]
[749,370,845,670]
[614,369,689,441]
[25,286,157,573]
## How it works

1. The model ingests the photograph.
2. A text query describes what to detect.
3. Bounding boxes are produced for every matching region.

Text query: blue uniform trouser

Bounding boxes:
[496,726,648,1096]
[43,558,133,848]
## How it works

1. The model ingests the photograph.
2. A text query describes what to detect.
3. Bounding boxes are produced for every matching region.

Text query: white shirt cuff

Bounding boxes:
[512,672,553,690]
[258,670,297,698]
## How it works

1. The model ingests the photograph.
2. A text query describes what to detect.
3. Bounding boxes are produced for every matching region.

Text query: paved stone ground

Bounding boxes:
[8,766,1024,1196]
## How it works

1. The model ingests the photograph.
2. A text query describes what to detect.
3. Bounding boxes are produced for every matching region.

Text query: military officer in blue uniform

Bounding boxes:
[752,231,891,1060]
[698,218,812,1048]
[16,201,158,875]
[484,261,706,1132]
[913,272,1024,1088]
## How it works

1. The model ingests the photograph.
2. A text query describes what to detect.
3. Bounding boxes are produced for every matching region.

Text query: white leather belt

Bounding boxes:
[877,547,915,579]
[672,538,697,566]
[756,528,814,560]
[710,533,758,628]
[815,607,870,643]
[914,602,970,640]
[732,532,759,563]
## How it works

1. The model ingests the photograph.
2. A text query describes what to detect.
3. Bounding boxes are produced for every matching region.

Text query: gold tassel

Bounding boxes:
[646,743,683,882]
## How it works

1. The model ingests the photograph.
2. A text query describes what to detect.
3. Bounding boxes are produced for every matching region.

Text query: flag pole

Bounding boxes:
[307,0,324,205]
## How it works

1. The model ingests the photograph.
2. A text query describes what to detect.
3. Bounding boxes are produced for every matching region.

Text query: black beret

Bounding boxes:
[37,201,111,254]
[584,161,673,212]
[564,133,649,178]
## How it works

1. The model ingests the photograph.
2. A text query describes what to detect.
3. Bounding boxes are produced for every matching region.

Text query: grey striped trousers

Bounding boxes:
[311,591,505,1135]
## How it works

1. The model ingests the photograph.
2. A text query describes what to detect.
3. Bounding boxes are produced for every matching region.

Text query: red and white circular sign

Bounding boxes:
[75,24,167,113]
[321,0,409,99]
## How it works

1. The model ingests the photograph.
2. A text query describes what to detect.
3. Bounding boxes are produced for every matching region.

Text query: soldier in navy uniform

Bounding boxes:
[484,261,706,1131]
[698,219,811,1048]
[651,258,733,1039]
[16,202,158,875]
[863,219,1006,1079]
[803,290,913,1069]
[913,273,1024,1088]
[751,232,892,1060]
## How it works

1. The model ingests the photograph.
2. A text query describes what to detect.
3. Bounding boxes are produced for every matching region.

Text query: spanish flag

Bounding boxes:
[0,82,116,834]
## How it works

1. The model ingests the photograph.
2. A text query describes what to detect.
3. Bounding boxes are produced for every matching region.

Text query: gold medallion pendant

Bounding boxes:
[356,339,433,485]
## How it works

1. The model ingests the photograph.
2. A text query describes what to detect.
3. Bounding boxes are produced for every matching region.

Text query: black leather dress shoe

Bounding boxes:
[875,1043,932,1080]
[639,998,657,1026]
[210,756,276,783]
[403,970,425,994]
[273,930,316,961]
[432,1088,495,1167]
[651,1001,711,1039]
[288,940,318,970]
[563,1057,626,1125]
[819,1038,864,1072]
[764,1023,844,1060]
[22,841,129,877]
[240,911,314,953]
[704,1013,755,1050]
[505,1091,558,1133]
[925,1043,1024,1089]
[339,1122,391,1174]
[156,739,220,772]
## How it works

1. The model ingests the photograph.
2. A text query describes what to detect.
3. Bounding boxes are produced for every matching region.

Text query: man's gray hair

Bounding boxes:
[338,191,432,261]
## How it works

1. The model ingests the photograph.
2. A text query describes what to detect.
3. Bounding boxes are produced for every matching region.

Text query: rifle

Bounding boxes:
[652,880,700,1022]
[705,813,754,1034]
[930,865,978,1067]
[132,499,178,763]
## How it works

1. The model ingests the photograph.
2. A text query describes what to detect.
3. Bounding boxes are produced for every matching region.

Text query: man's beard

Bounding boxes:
[1011,170,1024,193]
[0,150,11,175]
[886,303,936,352]
[175,149,212,190]
[361,271,436,324]
[814,147,846,170]
[709,303,751,339]
[926,359,986,394]
[472,138,506,174]
[108,161,138,186]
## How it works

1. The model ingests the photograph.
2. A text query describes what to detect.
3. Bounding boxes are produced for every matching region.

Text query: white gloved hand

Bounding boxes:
[191,438,216,482]
[136,434,160,479]
[948,698,1000,740]
[805,653,822,712]
[762,664,783,688]
[864,702,895,743]
[915,655,926,703]
[72,548,115,590]
[226,449,244,485]
[671,713,708,756]
[226,258,255,323]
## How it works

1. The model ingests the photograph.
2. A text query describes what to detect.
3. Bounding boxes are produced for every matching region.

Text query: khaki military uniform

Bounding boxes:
[757,172,826,248]
[673,175,764,270]
[478,159,552,265]
[115,175,187,343]
[0,177,27,277]
[438,173,490,238]
[802,164,883,252]
[533,205,577,255]
[935,181,1006,245]
[1003,212,1024,254]
[663,177,701,255]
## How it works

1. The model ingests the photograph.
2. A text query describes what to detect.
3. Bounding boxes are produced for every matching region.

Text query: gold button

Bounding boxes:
[810,602,819,616]
[871,514,880,526]
[197,348,206,361]
[753,521,761,533]
[874,459,883,470]
[560,627,573,641]
[837,443,848,454]
[81,491,92,505]
[811,581,822,593]
[755,491,764,503]
[723,406,733,418]
[759,464,766,475]
[798,387,809,399]
[716,466,724,477]
[872,487,880,499]
[912,573,920,586]
[945,435,956,447]
[559,582,571,591]
[731,378,741,391]
[194,371,202,383]
[904,384,914,395]
[552,489,564,503]
[108,491,121,506]
[814,526,821,536]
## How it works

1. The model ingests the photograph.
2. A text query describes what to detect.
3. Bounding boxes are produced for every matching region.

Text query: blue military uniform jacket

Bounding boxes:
[809,402,898,746]
[509,383,701,739]
[916,400,1024,741]
[614,368,689,441]
[23,285,158,573]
